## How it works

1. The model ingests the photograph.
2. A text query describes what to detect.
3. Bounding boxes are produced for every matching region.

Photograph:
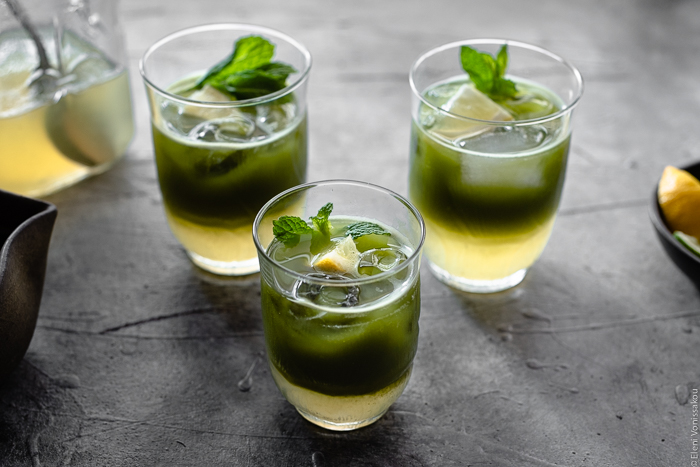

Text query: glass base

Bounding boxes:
[296,407,387,431]
[269,363,411,431]
[187,251,259,276]
[428,261,527,293]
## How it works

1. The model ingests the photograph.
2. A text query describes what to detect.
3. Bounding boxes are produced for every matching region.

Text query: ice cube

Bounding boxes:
[55,31,115,91]
[256,103,295,135]
[426,81,463,101]
[295,273,361,308]
[0,33,49,114]
[354,279,394,303]
[358,247,407,275]
[418,106,437,128]
[188,115,256,143]
[189,121,218,142]
[159,102,195,136]
[0,70,37,116]
[457,124,548,154]
[500,93,556,120]
[429,84,513,141]
[64,52,113,84]
[295,274,325,302]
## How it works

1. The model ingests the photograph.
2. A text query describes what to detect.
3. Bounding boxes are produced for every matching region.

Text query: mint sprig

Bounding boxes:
[309,202,333,254]
[272,216,312,247]
[345,222,390,239]
[190,35,297,99]
[310,203,333,235]
[215,63,297,99]
[272,203,334,249]
[460,45,518,100]
[272,204,392,249]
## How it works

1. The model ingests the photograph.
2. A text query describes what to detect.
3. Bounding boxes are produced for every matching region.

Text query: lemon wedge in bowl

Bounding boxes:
[657,166,700,238]
[650,162,700,289]
[674,231,700,258]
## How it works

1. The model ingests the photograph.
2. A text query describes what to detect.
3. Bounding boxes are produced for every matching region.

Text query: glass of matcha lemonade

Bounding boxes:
[254,180,425,430]
[140,24,311,275]
[409,39,583,293]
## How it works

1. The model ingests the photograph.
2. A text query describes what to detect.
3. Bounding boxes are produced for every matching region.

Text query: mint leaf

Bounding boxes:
[272,216,312,247]
[256,62,297,79]
[213,62,296,99]
[496,45,508,77]
[194,36,274,89]
[310,203,333,235]
[459,46,496,93]
[492,78,517,98]
[190,36,297,99]
[310,230,330,255]
[273,204,333,250]
[307,203,332,254]
[460,45,518,100]
[345,222,390,239]
[216,36,274,76]
[192,51,235,90]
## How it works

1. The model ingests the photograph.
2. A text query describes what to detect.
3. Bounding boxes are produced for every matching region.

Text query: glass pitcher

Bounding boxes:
[0,0,134,197]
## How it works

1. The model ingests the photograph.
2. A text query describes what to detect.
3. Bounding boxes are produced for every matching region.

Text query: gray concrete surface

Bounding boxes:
[1,0,699,465]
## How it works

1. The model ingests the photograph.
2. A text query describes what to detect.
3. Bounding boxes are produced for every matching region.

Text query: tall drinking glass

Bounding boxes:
[254,180,425,430]
[140,24,311,275]
[409,39,583,293]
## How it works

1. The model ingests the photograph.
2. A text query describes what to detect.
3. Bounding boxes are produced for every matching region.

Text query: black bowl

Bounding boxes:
[649,160,700,289]
[0,190,57,380]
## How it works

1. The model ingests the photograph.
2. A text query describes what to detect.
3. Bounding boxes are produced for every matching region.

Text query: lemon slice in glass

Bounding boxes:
[430,84,513,141]
[182,85,239,120]
[313,236,361,276]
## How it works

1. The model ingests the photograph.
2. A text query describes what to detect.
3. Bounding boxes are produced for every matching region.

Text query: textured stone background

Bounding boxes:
[1,0,699,465]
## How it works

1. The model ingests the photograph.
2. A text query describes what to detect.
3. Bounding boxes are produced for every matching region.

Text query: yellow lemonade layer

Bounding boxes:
[270,362,412,430]
[424,215,556,281]
[164,208,258,264]
[0,71,133,196]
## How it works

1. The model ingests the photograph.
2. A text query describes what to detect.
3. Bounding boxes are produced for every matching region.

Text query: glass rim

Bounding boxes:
[253,179,426,288]
[409,38,584,126]
[139,22,312,107]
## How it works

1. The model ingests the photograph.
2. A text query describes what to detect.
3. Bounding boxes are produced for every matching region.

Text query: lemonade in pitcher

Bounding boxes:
[0,2,134,197]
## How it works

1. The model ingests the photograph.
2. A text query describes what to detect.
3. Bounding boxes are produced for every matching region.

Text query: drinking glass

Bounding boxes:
[254,180,425,430]
[0,0,134,197]
[140,24,311,275]
[409,39,583,293]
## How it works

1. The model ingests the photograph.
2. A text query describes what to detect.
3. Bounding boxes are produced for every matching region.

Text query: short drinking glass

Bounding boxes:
[141,24,311,275]
[254,180,425,430]
[409,39,583,293]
